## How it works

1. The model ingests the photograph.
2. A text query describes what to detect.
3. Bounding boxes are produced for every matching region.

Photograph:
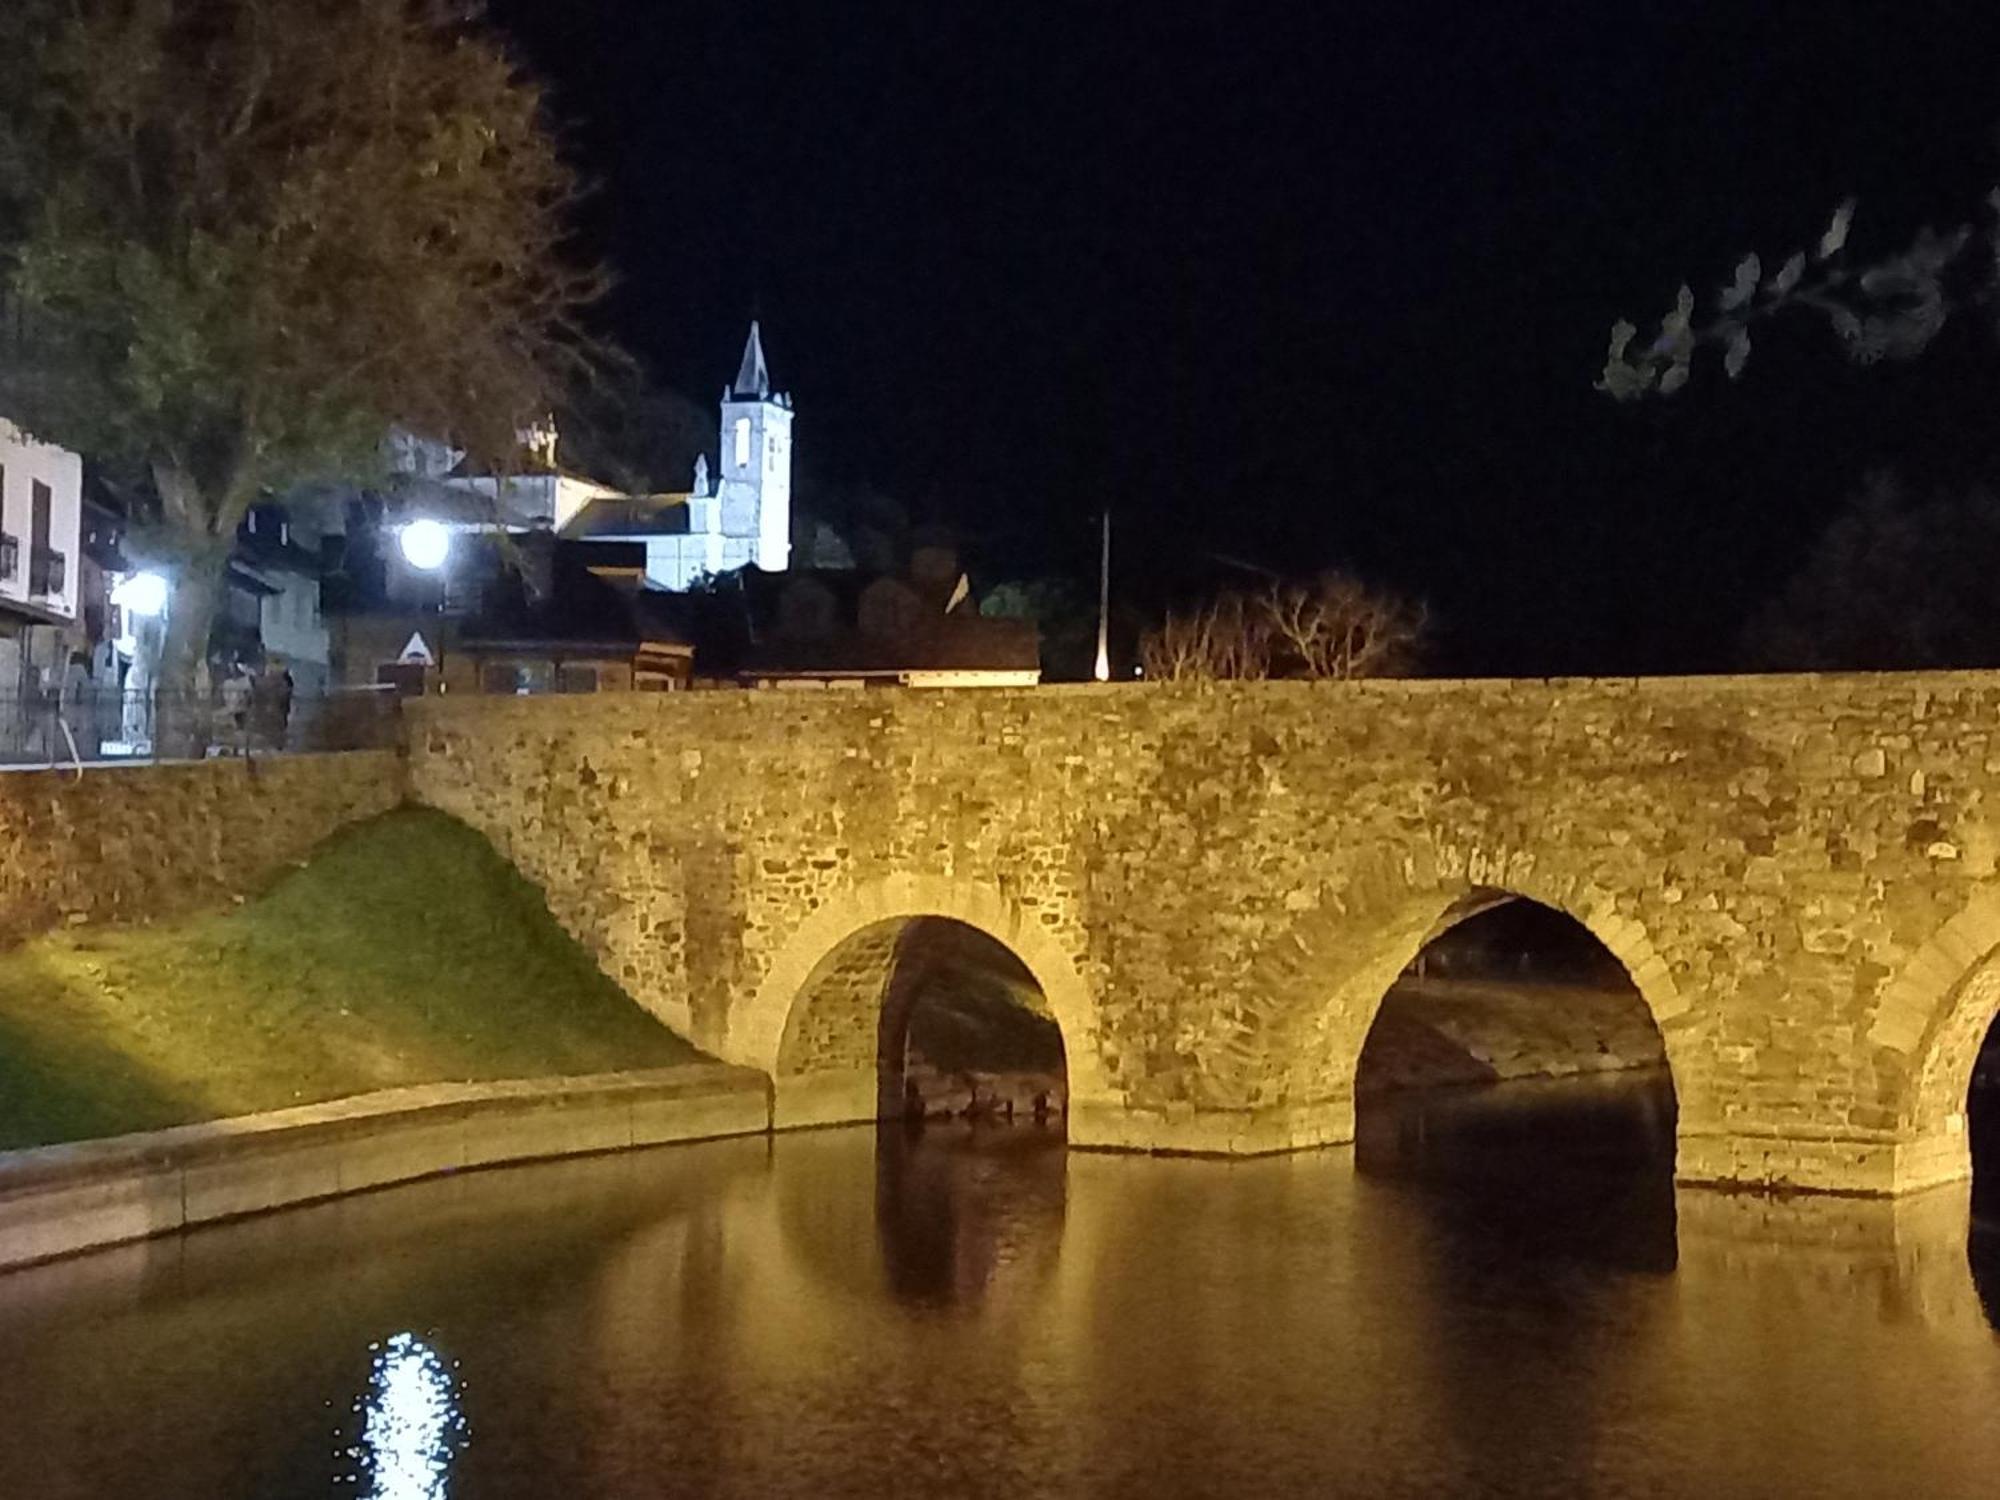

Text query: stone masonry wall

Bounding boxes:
[0,751,405,944]
[407,674,2000,1195]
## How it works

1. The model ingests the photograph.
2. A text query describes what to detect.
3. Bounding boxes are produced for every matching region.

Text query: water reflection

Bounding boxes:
[340,1333,467,1499]
[1971,1220,2000,1328]
[1,1126,1998,1498]
[874,1120,1066,1307]
[1356,1068,1681,1272]
[1968,1080,2000,1327]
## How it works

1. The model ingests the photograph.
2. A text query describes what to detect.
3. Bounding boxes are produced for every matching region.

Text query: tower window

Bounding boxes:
[733,418,751,468]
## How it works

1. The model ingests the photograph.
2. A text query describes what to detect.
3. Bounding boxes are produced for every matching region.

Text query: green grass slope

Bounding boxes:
[0,807,705,1150]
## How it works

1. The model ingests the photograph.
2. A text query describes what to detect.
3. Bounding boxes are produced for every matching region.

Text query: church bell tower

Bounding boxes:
[716,320,792,572]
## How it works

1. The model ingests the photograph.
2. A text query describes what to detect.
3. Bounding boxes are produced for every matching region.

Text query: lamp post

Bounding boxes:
[1093,509,1112,683]
[391,519,454,697]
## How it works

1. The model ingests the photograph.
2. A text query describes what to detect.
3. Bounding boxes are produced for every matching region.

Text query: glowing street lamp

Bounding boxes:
[110,570,170,617]
[399,519,452,572]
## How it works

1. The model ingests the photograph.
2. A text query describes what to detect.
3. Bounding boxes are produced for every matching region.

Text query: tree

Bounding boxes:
[0,0,601,748]
[1744,472,2000,670]
[1599,190,2000,399]
[1138,589,1264,682]
[1257,573,1426,679]
[1138,571,1424,682]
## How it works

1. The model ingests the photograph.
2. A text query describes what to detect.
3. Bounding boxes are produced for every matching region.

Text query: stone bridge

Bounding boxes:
[406,674,2000,1196]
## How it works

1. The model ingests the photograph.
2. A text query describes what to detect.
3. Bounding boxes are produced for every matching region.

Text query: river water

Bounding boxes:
[5,1083,2000,1498]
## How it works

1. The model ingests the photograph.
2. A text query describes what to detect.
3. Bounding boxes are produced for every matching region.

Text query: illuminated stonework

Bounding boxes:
[407,672,2000,1195]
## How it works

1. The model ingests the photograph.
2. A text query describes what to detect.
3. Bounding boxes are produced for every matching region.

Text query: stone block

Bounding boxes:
[183,1138,343,1224]
[335,1117,471,1194]
[0,1170,184,1268]
[629,1085,769,1146]
[462,1098,631,1169]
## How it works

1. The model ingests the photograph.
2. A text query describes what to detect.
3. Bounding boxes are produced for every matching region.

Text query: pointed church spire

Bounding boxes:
[732,320,772,399]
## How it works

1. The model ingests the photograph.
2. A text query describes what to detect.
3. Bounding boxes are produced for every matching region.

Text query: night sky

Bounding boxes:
[489,0,2000,674]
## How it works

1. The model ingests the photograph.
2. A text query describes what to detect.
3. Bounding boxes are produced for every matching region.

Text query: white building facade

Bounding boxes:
[615,322,794,591]
[386,322,796,595]
[0,419,81,628]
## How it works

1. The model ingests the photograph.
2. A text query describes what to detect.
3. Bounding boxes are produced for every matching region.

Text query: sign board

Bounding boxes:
[398,631,436,667]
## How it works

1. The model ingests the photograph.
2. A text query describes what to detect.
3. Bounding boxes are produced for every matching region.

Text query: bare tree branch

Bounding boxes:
[1140,571,1424,681]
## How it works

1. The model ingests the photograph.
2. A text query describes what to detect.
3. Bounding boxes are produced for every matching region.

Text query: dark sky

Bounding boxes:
[489,0,2000,674]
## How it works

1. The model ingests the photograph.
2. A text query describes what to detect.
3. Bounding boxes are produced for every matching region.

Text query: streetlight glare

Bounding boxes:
[110,570,170,617]
[399,519,451,571]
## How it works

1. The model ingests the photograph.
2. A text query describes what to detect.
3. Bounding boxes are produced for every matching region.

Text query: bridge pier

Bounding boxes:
[1676,1125,1965,1197]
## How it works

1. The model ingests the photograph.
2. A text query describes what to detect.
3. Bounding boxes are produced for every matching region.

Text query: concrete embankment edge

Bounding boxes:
[0,1063,773,1272]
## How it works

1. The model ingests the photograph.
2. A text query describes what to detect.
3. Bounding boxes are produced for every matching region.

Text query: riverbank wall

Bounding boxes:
[0,1064,770,1271]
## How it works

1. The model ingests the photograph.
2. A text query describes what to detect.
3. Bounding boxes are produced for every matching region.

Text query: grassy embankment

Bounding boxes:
[0,807,705,1150]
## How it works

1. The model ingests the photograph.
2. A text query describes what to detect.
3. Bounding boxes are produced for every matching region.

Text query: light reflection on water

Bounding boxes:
[1,1095,1999,1498]
[338,1333,466,1498]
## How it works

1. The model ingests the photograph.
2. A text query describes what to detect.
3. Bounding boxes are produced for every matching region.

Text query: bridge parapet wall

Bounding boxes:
[408,674,2000,1194]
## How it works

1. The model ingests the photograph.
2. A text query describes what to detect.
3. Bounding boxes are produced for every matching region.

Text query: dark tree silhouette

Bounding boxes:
[1745,473,2000,670]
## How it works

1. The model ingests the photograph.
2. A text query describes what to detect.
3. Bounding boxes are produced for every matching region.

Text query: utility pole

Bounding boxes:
[1093,509,1112,682]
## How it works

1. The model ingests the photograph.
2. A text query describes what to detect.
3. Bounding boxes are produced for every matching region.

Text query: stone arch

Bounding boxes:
[736,873,1111,1132]
[1869,886,2000,1189]
[1263,861,1695,1155]
[1410,883,1690,1031]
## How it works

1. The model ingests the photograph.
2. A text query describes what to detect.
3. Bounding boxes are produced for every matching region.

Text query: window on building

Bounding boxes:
[555,664,599,695]
[28,478,61,596]
[30,480,50,558]
[733,417,751,468]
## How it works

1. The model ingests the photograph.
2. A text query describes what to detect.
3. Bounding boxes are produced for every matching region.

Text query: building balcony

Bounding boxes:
[30,546,65,598]
[0,534,16,584]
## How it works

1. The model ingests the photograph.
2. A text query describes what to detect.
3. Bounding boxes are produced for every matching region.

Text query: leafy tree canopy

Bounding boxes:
[0,0,604,741]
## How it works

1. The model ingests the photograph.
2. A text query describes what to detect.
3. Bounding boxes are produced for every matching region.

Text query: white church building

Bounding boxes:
[558,322,793,590]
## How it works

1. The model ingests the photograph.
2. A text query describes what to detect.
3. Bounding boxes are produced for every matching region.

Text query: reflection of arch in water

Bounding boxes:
[737,875,1109,1133]
[761,1126,1068,1314]
[872,1129,1067,1308]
